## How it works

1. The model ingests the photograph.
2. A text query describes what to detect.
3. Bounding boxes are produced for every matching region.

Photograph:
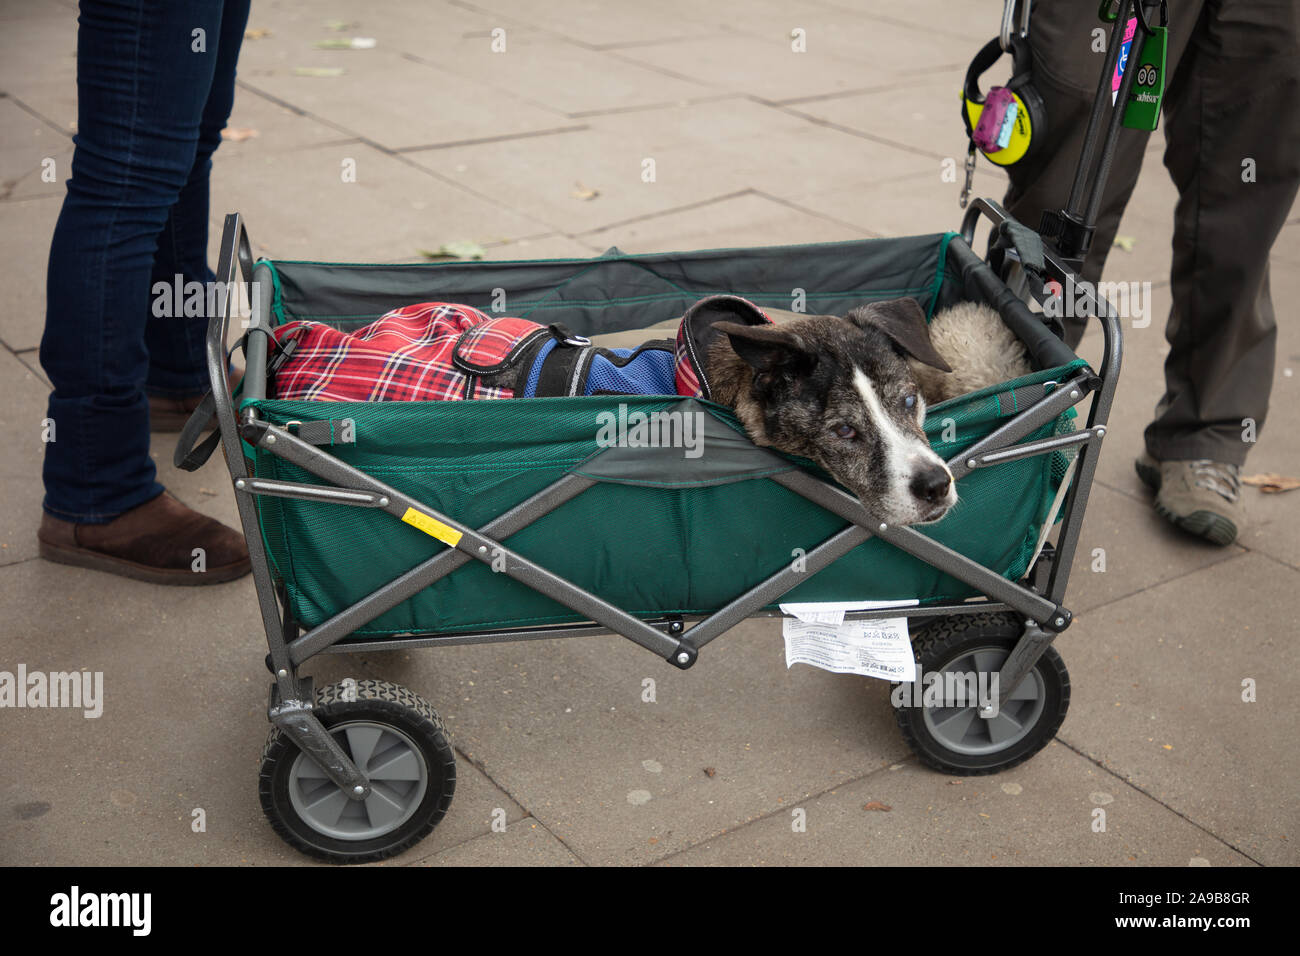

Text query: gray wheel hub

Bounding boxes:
[288,720,429,840]
[920,646,1046,756]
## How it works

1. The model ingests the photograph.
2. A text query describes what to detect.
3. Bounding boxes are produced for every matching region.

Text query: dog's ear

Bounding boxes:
[846,298,952,372]
[713,321,817,374]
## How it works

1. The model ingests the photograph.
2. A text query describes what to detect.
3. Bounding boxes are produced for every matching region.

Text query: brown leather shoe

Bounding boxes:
[38,491,251,585]
[148,370,242,432]
[148,390,209,432]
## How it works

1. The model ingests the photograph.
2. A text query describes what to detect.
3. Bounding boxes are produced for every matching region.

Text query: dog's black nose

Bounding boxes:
[910,465,952,504]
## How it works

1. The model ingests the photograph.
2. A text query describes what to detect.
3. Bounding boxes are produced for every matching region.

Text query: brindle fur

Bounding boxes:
[706,301,956,526]
[480,298,958,525]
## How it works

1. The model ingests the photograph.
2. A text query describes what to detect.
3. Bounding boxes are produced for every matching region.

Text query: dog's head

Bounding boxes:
[713,298,958,525]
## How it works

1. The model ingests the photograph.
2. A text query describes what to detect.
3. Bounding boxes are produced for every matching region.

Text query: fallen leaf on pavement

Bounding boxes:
[244,27,271,40]
[862,801,892,812]
[221,126,258,142]
[1112,235,1136,252]
[702,767,716,778]
[572,182,600,201]
[1242,473,1300,494]
[419,240,488,261]
[315,37,376,50]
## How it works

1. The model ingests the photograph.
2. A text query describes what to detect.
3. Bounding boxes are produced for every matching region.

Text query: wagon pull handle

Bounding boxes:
[175,392,222,471]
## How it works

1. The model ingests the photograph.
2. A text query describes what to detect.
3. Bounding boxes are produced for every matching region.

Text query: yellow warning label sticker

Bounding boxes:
[400,507,463,547]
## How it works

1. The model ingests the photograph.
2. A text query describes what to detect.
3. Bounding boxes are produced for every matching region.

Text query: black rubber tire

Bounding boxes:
[893,613,1070,775]
[259,679,456,863]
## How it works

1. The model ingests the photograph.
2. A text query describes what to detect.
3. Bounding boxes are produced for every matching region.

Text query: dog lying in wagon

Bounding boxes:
[268,296,1029,527]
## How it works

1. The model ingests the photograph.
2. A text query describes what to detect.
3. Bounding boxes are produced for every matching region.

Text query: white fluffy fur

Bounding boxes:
[909,301,1031,404]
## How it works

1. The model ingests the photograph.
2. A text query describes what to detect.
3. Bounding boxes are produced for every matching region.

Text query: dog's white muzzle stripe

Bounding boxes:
[853,366,954,520]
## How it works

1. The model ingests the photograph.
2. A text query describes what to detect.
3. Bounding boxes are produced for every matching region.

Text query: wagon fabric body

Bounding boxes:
[246,230,1085,637]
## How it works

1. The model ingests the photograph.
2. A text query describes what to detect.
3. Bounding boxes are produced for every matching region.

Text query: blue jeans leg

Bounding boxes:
[40,0,244,522]
[145,0,250,397]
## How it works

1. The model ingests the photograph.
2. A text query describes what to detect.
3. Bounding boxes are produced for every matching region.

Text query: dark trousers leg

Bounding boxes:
[1145,0,1300,465]
[1003,0,1203,346]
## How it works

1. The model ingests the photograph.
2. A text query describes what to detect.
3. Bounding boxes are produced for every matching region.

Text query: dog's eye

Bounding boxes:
[902,394,917,412]
[833,424,857,440]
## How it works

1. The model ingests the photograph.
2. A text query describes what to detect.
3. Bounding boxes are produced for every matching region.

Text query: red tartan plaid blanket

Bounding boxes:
[272,302,550,402]
[270,298,772,402]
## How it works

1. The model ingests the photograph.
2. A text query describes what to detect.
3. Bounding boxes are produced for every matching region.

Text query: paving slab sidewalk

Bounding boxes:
[1,0,1295,867]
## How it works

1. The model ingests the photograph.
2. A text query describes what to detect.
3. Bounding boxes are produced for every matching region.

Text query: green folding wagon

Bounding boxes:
[181,9,1154,856]
[177,200,1117,862]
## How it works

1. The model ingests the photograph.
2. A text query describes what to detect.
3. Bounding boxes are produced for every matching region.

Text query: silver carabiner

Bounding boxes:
[959,147,977,209]
[1000,0,1032,51]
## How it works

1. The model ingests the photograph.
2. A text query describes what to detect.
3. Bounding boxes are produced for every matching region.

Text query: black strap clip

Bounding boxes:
[266,334,299,377]
[547,323,591,347]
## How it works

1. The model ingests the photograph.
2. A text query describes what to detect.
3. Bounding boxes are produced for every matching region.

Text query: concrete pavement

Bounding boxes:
[1,0,1295,867]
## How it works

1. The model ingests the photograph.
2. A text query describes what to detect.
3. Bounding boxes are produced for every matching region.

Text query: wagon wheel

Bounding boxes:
[259,679,455,863]
[892,612,1069,775]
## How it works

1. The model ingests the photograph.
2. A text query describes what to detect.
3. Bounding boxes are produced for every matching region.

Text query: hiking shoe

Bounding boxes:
[38,491,251,585]
[1134,451,1161,492]
[1134,452,1242,546]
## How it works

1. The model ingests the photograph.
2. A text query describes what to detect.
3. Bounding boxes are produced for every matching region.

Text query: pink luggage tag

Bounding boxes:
[1111,16,1137,104]
[972,86,1016,153]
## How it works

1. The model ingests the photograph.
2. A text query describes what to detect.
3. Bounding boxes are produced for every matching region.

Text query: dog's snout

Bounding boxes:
[910,464,952,504]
